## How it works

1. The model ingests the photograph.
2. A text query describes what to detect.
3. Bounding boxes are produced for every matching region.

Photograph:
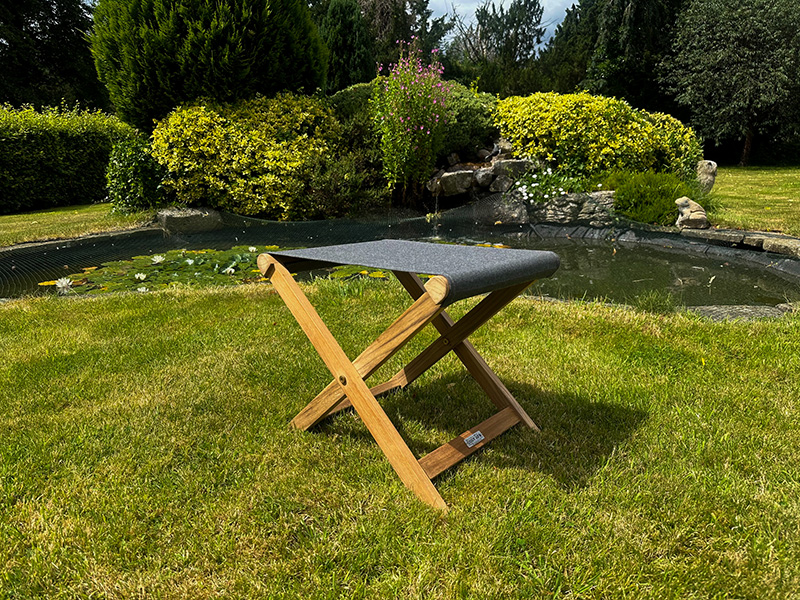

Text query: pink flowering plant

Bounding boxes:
[371,40,453,199]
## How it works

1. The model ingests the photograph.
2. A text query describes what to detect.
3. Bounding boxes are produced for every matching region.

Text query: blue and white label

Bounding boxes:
[464,431,485,448]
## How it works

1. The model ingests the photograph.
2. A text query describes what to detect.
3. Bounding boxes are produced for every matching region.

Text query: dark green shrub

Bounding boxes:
[150,94,341,219]
[327,83,390,214]
[330,82,373,121]
[605,170,702,226]
[306,150,391,218]
[0,104,131,215]
[329,83,379,158]
[91,0,326,130]
[107,132,171,214]
[439,83,498,160]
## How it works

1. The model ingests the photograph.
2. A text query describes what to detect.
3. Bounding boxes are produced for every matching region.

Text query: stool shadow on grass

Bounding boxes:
[314,373,647,492]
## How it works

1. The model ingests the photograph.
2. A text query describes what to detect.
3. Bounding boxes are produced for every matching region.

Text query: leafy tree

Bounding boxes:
[447,0,544,96]
[90,0,325,130]
[661,0,800,165]
[320,0,374,93]
[0,0,108,108]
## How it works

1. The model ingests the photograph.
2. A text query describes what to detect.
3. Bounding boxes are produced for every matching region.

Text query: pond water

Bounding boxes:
[2,220,799,307]
[433,234,800,307]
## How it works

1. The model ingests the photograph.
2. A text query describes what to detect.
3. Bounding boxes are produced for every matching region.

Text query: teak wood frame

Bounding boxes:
[259,254,540,511]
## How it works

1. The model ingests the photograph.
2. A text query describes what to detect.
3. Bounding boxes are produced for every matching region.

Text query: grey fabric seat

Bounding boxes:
[269,240,560,306]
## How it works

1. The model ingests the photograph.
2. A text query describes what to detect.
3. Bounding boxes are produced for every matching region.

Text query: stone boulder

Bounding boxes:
[474,168,494,188]
[524,191,615,227]
[492,159,529,180]
[436,193,528,226]
[762,236,800,258]
[576,191,616,227]
[438,170,474,196]
[489,174,514,193]
[157,207,224,233]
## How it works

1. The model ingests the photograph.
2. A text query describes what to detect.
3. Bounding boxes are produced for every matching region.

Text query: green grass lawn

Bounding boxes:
[710,166,800,236]
[2,279,799,598]
[0,204,151,248]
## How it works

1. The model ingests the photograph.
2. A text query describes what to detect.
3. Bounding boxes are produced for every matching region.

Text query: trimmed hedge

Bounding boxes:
[0,105,132,215]
[496,92,702,180]
[150,94,341,219]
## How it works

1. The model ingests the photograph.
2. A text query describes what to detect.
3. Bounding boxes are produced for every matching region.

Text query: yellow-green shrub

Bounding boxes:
[495,92,701,179]
[150,94,340,219]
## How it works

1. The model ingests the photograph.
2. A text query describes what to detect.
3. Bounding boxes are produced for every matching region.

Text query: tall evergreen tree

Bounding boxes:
[0,0,108,108]
[320,0,373,93]
[90,0,326,130]
[538,0,600,93]
[360,0,451,67]
[584,0,687,111]
[447,0,544,96]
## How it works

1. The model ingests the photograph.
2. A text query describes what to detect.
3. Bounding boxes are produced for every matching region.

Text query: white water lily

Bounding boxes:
[223,266,235,275]
[55,277,72,295]
[136,286,148,293]
[134,272,146,281]
[248,246,257,253]
[151,255,165,264]
[185,259,195,266]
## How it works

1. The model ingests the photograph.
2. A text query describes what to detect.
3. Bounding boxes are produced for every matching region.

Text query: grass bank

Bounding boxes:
[711,166,800,236]
[0,204,151,248]
[1,280,798,598]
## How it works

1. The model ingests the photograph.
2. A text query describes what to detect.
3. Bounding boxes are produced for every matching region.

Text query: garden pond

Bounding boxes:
[2,216,799,308]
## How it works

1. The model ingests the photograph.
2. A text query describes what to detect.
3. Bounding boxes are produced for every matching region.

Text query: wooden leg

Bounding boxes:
[377,279,533,400]
[393,272,539,431]
[260,256,449,510]
[289,279,447,431]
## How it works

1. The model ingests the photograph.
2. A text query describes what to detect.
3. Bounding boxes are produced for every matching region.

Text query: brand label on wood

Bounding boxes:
[464,431,485,448]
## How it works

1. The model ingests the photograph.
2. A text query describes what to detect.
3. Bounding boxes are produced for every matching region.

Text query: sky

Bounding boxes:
[428,0,575,40]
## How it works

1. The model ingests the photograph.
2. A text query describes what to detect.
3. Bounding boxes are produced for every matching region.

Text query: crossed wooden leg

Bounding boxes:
[259,254,538,510]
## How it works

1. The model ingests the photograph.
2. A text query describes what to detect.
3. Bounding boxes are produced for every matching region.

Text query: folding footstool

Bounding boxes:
[258,240,560,510]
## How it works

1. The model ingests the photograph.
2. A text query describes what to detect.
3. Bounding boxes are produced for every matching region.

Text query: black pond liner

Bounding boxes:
[2,211,800,307]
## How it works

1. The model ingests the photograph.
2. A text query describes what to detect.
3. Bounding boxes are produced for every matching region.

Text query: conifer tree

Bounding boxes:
[90,0,326,130]
[0,0,107,108]
[320,0,374,93]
